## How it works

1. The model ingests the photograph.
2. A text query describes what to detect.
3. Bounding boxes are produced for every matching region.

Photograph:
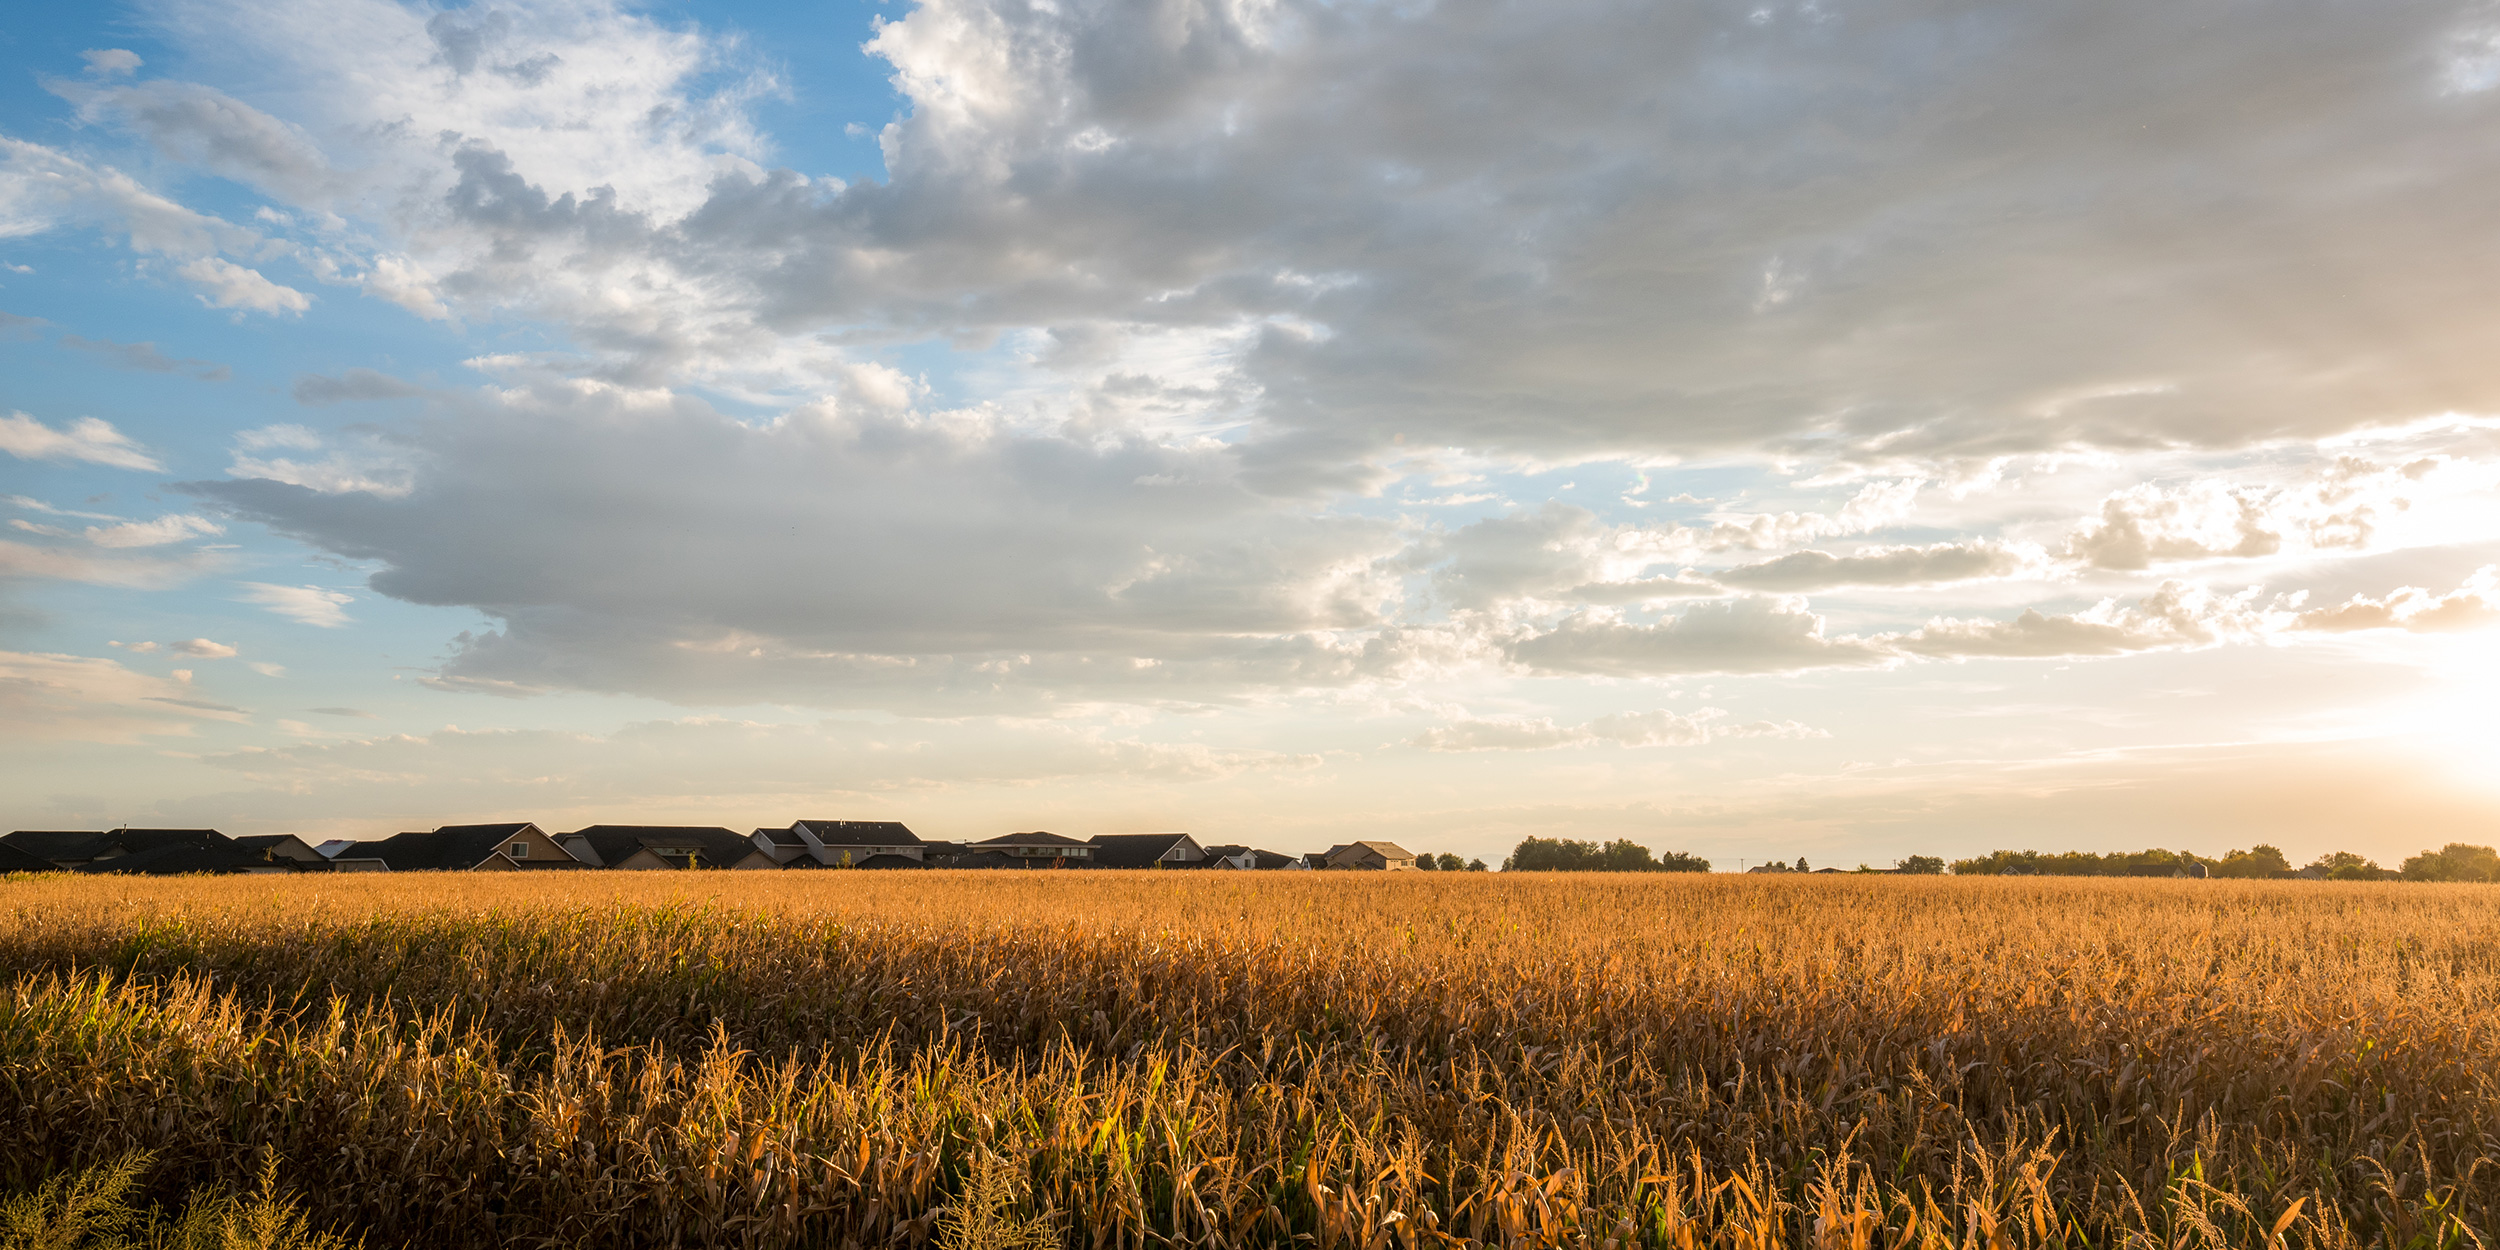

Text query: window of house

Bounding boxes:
[510,842,529,859]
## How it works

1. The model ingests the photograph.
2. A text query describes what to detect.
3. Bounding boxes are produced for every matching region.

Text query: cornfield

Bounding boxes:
[1,872,2494,1249]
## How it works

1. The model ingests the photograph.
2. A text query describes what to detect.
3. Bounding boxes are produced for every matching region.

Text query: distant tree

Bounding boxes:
[1895,855,1946,875]
[2308,851,2390,881]
[1503,837,1708,873]
[1414,852,1438,871]
[2212,845,2292,879]
[2400,843,2500,882]
[1466,858,1488,872]
[1794,856,1809,873]
[1437,852,1467,871]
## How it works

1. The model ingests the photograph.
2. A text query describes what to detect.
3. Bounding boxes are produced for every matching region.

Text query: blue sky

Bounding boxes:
[6,0,2500,863]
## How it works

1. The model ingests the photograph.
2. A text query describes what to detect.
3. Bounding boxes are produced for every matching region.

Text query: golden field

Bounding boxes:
[0,872,2494,1249]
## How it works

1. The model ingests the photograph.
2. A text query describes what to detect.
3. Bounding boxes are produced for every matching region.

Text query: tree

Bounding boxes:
[2309,851,2388,881]
[2213,845,2292,879]
[1437,852,1466,871]
[1501,837,1709,873]
[1794,856,1809,873]
[1466,858,1488,872]
[2400,843,2500,882]
[1895,855,1945,875]
[1414,852,1438,871]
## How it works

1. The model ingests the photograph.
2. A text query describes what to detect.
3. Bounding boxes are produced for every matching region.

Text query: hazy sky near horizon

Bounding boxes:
[5,0,2500,864]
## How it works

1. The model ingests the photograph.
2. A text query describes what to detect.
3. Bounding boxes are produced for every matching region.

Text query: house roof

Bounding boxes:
[755,826,808,847]
[3,828,229,863]
[1336,840,1414,860]
[972,831,1090,848]
[791,819,922,847]
[72,842,276,875]
[0,842,60,873]
[1087,832,1197,868]
[561,825,757,868]
[347,824,575,871]
[231,834,323,859]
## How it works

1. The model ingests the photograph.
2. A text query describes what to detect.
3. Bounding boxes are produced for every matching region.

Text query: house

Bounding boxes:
[232,834,328,866]
[1087,832,1206,869]
[967,832,1096,865]
[72,842,290,875]
[329,823,586,872]
[559,825,780,870]
[0,842,62,873]
[753,819,926,867]
[1321,841,1418,871]
[853,853,926,869]
[2,828,233,871]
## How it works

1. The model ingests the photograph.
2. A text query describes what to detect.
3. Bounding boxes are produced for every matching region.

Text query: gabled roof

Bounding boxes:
[231,834,324,861]
[3,828,229,863]
[755,826,809,848]
[1336,840,1414,860]
[562,825,759,869]
[1087,832,1197,868]
[72,842,276,875]
[791,819,923,847]
[973,831,1090,848]
[347,824,574,871]
[0,842,60,873]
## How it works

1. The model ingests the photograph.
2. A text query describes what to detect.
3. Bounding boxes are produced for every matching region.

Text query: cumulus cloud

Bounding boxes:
[82,49,143,76]
[1415,707,1826,752]
[2285,566,2500,634]
[1509,598,1896,677]
[171,637,239,658]
[239,582,354,627]
[1888,583,2266,660]
[1715,542,2030,591]
[0,413,161,470]
[174,256,309,314]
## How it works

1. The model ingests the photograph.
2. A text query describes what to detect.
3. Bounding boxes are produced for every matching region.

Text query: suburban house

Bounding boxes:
[327,823,585,872]
[2,828,235,871]
[0,842,56,873]
[560,825,779,870]
[752,820,926,867]
[1322,841,1419,871]
[967,831,1095,865]
[72,842,291,875]
[1203,844,1307,870]
[1087,832,1207,869]
[232,834,328,865]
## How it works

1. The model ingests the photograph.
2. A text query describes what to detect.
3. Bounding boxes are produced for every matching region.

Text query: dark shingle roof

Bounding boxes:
[973,831,1089,848]
[347,824,573,871]
[72,842,275,875]
[791,820,922,847]
[4,829,229,864]
[0,842,60,873]
[1087,833,1196,868]
[562,825,762,869]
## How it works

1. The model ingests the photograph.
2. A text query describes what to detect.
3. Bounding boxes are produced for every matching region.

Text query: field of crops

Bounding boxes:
[1,872,2494,1249]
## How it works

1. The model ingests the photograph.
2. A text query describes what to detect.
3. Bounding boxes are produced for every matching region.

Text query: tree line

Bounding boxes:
[1948,842,2500,882]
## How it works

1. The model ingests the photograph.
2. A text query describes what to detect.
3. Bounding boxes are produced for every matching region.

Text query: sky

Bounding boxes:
[4,0,2499,867]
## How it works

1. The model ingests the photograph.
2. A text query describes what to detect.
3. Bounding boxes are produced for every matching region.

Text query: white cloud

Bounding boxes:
[82,49,143,76]
[1416,707,1827,752]
[1889,582,2268,660]
[2286,566,2500,635]
[1509,598,1896,677]
[246,661,286,677]
[1716,542,2032,592]
[239,582,354,627]
[174,256,309,314]
[83,514,224,548]
[0,541,210,588]
[171,637,239,658]
[0,649,247,743]
[0,413,161,471]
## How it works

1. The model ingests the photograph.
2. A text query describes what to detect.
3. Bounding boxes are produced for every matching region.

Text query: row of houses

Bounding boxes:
[0,822,1423,875]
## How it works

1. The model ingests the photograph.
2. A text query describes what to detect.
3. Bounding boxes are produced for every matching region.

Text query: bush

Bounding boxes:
[1,1154,355,1250]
